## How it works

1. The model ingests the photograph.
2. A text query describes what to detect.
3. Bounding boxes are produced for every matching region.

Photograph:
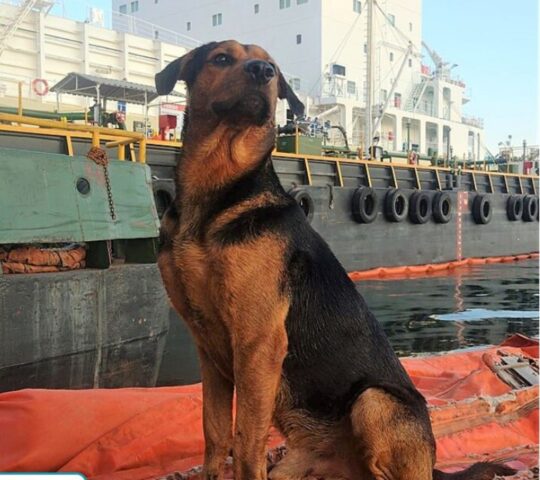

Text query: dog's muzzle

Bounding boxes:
[244,60,276,85]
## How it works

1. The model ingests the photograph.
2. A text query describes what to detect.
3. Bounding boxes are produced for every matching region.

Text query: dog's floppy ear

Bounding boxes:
[155,51,195,96]
[155,42,219,95]
[278,72,305,118]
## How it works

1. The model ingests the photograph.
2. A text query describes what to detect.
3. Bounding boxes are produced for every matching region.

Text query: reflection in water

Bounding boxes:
[157,260,539,385]
[356,259,539,356]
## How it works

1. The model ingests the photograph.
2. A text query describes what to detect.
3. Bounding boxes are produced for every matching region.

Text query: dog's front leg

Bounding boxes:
[232,315,288,480]
[199,347,234,480]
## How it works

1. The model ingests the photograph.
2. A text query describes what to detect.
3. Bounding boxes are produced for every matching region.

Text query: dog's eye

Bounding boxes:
[212,53,233,66]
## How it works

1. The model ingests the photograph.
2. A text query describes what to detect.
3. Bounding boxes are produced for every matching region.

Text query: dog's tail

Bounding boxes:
[433,462,516,479]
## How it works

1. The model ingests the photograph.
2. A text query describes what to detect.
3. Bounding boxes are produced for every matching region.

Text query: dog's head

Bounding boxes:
[155,40,304,127]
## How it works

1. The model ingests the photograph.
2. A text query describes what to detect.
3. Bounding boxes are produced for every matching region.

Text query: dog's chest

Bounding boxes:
[173,239,224,317]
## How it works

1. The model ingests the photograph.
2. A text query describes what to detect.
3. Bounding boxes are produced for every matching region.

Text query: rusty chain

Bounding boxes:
[87,146,116,221]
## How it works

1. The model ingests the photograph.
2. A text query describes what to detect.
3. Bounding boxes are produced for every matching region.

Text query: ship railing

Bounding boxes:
[272,151,538,195]
[0,112,148,163]
[1,113,537,195]
[272,150,452,191]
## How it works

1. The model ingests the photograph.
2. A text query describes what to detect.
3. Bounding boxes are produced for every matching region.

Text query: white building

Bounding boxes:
[112,0,484,161]
[0,0,190,132]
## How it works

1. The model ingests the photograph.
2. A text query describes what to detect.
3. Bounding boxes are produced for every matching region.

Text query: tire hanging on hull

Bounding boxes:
[432,191,452,224]
[289,188,314,223]
[384,188,409,222]
[351,187,378,223]
[506,195,523,221]
[523,195,538,222]
[472,194,492,225]
[409,191,432,224]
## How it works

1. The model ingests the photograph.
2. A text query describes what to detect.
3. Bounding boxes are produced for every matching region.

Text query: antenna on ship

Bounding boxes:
[364,0,374,158]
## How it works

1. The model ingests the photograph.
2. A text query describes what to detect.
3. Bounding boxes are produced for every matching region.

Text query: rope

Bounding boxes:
[0,245,86,274]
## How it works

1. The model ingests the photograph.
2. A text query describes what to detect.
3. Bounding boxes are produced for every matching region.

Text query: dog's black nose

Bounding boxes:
[244,60,275,85]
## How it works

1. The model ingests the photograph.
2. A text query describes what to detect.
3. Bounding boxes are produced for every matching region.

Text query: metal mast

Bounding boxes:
[364,0,374,157]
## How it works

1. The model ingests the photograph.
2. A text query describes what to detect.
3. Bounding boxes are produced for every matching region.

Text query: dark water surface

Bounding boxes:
[157,259,539,386]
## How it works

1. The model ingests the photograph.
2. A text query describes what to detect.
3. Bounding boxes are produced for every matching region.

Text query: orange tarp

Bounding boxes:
[0,335,537,479]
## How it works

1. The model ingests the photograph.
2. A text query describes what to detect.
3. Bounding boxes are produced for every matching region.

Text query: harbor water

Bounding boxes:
[157,259,539,385]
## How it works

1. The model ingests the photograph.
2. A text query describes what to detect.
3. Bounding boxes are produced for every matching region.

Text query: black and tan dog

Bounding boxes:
[155,40,515,480]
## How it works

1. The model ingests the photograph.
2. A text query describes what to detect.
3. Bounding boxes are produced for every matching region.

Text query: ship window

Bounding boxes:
[186,21,191,31]
[388,13,395,25]
[347,81,356,94]
[332,64,346,76]
[390,52,394,62]
[296,34,302,44]
[297,0,308,4]
[130,1,138,13]
[254,3,259,13]
[289,77,301,90]
[280,0,291,8]
[353,0,361,13]
[212,13,223,26]
[119,4,127,13]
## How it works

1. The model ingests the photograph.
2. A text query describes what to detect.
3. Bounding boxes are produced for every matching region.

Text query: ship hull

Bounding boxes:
[302,186,538,272]
[0,264,170,392]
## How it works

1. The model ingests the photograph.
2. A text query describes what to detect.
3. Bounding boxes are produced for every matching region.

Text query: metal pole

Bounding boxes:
[17,81,23,116]
[95,85,100,125]
[364,0,374,157]
[477,132,481,170]
[446,127,451,165]
[144,91,148,137]
[371,43,412,137]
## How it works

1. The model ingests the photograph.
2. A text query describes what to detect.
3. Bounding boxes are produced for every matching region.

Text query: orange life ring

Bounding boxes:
[32,78,49,96]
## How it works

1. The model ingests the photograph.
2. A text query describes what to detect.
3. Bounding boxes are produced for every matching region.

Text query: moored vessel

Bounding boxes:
[0,117,170,392]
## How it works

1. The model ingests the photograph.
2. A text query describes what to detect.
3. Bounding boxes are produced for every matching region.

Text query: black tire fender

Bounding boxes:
[152,179,176,219]
[523,194,538,222]
[472,194,492,224]
[506,195,523,221]
[351,187,378,223]
[432,191,452,223]
[384,188,409,222]
[409,191,432,224]
[289,187,314,223]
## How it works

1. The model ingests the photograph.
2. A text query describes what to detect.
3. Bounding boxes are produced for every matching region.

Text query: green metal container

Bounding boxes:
[0,147,159,245]
[276,135,322,156]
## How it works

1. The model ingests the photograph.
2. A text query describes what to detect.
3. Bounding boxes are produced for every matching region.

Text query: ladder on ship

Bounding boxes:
[0,0,53,58]
[404,78,429,112]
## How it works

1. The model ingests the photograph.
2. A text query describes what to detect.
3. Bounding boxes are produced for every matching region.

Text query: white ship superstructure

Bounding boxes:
[112,0,484,161]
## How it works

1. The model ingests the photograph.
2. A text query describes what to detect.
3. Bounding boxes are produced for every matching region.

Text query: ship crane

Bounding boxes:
[421,41,457,79]
[0,0,54,58]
